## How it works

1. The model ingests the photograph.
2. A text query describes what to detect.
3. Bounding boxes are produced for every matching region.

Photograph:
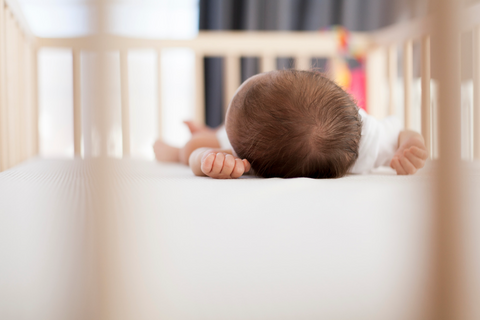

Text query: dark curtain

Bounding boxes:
[199,0,426,127]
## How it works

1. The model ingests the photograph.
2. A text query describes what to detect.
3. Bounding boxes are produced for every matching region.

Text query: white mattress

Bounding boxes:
[1,158,479,320]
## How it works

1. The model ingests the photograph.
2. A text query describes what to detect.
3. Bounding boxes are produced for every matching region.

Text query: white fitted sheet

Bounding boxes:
[1,159,479,320]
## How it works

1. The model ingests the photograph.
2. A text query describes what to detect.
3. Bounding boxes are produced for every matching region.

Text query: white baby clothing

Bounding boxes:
[348,109,401,173]
[216,125,232,153]
[216,109,402,174]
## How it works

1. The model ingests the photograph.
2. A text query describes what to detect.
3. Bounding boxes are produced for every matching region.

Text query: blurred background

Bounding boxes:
[21,0,467,160]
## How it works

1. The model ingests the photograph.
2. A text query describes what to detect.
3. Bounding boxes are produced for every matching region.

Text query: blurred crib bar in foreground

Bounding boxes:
[0,0,38,172]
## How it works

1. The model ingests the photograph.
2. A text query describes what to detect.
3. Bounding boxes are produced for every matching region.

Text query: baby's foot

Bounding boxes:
[153,140,180,162]
[183,120,214,135]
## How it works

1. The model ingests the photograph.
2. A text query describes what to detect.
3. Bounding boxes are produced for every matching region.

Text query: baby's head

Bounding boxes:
[225,69,362,178]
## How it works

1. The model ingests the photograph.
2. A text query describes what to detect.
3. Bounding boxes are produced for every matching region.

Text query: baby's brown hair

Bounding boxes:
[226,69,362,179]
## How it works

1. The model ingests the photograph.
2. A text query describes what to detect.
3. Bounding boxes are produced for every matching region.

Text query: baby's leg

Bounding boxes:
[153,140,181,162]
[179,131,220,165]
[153,131,220,165]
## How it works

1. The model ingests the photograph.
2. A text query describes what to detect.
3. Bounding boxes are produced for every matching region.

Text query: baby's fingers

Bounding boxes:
[200,153,216,174]
[409,146,428,160]
[243,159,251,173]
[404,149,425,169]
[231,159,246,178]
[399,156,417,175]
[211,152,225,175]
[221,154,236,176]
[390,157,407,175]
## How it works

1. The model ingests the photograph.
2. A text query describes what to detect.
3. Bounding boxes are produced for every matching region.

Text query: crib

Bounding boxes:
[1,0,480,319]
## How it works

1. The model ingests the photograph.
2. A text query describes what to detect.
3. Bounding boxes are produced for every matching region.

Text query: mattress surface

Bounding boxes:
[1,158,479,320]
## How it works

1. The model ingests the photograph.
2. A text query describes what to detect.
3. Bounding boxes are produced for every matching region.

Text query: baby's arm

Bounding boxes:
[189,147,251,179]
[178,132,221,165]
[352,110,429,175]
[390,130,428,175]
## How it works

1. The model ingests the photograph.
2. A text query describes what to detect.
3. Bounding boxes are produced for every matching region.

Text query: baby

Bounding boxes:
[154,69,428,179]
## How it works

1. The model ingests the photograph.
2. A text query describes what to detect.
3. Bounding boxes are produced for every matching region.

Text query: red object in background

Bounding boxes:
[321,26,367,112]
[347,65,366,111]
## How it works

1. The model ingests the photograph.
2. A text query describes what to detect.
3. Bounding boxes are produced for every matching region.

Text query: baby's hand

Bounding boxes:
[390,135,428,175]
[201,152,251,179]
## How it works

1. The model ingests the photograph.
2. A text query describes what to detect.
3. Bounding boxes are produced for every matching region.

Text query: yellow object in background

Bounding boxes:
[328,56,352,89]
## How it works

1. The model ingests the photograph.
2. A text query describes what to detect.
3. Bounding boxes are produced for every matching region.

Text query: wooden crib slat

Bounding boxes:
[387,45,397,116]
[14,17,21,165]
[433,0,463,318]
[24,34,30,160]
[157,49,162,139]
[31,45,38,157]
[0,0,7,171]
[224,55,240,116]
[24,39,31,158]
[22,32,28,162]
[421,36,432,158]
[12,17,19,166]
[474,26,480,160]
[403,40,413,129]
[23,34,32,160]
[296,55,310,70]
[73,50,82,156]
[366,48,386,119]
[0,3,39,163]
[14,17,20,165]
[7,11,16,167]
[5,10,11,168]
[120,50,130,156]
[195,53,205,125]
[23,33,29,161]
[261,54,275,73]
[5,8,12,168]
[18,29,25,163]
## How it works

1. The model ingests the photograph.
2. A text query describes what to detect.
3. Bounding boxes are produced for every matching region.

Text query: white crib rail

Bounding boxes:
[29,1,480,162]
[370,16,433,154]
[370,2,480,161]
[36,32,370,157]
